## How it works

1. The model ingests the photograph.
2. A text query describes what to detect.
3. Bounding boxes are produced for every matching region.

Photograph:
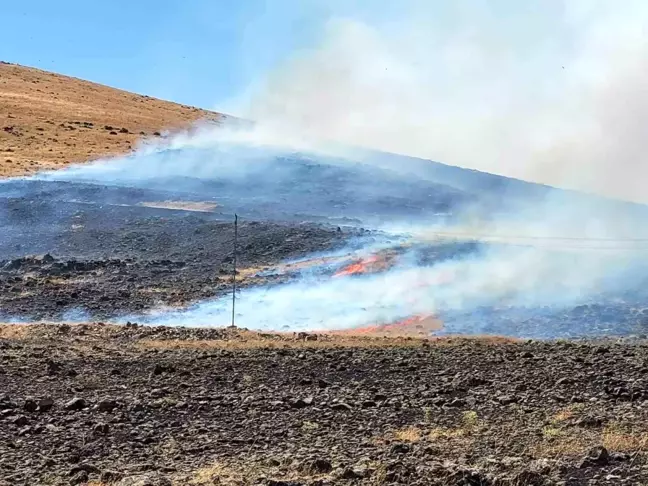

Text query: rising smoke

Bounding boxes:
[15,1,648,335]
[229,0,648,204]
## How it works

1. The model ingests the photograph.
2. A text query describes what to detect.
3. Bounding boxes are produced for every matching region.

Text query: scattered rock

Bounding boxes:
[46,359,62,375]
[38,398,54,412]
[12,415,28,427]
[580,446,610,468]
[101,470,123,482]
[69,464,100,475]
[497,395,517,405]
[69,471,89,485]
[23,399,38,413]
[303,458,332,474]
[95,399,118,412]
[390,443,411,455]
[446,398,466,408]
[117,473,172,486]
[330,402,352,411]
[93,423,110,435]
[290,397,313,409]
[64,398,87,411]
[318,379,331,389]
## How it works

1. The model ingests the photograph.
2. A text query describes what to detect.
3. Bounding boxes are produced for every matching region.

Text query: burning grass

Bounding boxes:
[332,250,399,278]
[334,314,443,336]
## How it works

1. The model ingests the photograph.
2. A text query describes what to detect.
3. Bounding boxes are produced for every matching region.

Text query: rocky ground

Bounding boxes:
[1,323,648,485]
[0,211,359,320]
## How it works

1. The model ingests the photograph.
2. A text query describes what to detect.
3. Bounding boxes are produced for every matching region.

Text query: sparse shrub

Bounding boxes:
[462,410,479,428]
[542,426,564,439]
[422,406,433,423]
[302,421,319,431]
[603,422,648,452]
[394,426,422,443]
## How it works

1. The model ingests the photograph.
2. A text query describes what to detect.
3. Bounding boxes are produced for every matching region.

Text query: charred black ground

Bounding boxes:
[4,144,648,486]
[2,173,648,338]
[0,192,366,320]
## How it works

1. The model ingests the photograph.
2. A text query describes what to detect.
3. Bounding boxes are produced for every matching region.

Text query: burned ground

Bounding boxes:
[6,63,648,486]
[0,200,360,320]
[0,180,369,321]
[1,324,648,485]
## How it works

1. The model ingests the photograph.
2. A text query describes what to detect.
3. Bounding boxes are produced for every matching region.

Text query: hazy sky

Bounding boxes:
[2,1,648,201]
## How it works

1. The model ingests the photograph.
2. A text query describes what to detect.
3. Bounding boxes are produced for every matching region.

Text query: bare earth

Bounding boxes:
[3,64,648,486]
[1,324,648,485]
[0,62,225,177]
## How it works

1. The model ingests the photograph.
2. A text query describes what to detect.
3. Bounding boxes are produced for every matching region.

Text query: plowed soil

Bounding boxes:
[1,324,648,485]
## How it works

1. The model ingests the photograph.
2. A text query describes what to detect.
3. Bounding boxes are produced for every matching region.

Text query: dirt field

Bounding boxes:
[4,63,648,486]
[1,324,648,485]
[0,62,226,177]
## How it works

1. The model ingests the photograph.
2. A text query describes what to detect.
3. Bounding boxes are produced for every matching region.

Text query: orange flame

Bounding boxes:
[333,251,398,278]
[333,314,442,336]
[333,255,381,277]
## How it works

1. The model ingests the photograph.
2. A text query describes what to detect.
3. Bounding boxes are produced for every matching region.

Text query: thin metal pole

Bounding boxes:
[231,214,238,327]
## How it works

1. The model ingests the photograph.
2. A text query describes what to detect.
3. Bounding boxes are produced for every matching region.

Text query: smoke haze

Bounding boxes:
[6,2,648,337]
[227,0,648,203]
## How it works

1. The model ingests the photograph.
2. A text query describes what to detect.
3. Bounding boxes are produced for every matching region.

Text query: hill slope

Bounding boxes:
[0,62,225,176]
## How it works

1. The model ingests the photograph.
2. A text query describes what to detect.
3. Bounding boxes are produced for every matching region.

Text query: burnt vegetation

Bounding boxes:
[5,63,648,486]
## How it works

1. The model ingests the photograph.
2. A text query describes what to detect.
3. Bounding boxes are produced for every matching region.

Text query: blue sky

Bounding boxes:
[0,0,332,110]
[0,0,566,113]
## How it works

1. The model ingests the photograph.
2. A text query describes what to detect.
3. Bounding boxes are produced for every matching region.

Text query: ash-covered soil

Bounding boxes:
[1,324,648,485]
[0,195,362,320]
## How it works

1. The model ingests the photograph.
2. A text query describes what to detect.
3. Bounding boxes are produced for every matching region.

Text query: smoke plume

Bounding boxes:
[228,0,648,203]
[10,2,648,336]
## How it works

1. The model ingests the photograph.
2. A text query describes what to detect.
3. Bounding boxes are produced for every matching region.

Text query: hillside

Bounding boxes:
[0,62,225,177]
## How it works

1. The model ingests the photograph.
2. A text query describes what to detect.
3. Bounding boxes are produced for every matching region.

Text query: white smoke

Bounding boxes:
[228,0,648,203]
[14,2,648,335]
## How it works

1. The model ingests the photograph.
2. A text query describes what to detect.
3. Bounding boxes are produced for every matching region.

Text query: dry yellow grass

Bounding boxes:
[187,463,246,485]
[137,335,425,351]
[428,426,470,441]
[551,404,585,424]
[393,426,423,443]
[603,423,648,452]
[0,321,524,350]
[139,201,219,212]
[531,420,648,459]
[181,459,337,486]
[0,62,226,177]
[0,323,33,340]
[531,434,591,458]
